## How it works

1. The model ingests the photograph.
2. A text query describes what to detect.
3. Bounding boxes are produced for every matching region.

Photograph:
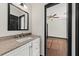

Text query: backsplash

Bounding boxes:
[0,33,31,40]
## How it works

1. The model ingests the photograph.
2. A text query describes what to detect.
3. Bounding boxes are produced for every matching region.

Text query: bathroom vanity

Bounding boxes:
[0,35,40,56]
[0,3,40,56]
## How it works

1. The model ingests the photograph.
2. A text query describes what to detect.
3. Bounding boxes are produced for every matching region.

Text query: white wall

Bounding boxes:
[0,3,32,37]
[47,4,67,38]
[31,3,45,55]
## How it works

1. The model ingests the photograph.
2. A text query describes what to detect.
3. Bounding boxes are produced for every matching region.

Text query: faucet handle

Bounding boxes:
[21,33,24,37]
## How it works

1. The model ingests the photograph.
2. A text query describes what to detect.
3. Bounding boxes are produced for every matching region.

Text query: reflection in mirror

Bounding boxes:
[46,3,68,56]
[8,3,29,30]
[19,15,25,29]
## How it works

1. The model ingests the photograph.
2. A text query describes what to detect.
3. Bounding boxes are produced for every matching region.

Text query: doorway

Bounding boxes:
[44,3,72,56]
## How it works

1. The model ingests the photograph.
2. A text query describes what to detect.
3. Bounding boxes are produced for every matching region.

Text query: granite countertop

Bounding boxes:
[0,35,40,56]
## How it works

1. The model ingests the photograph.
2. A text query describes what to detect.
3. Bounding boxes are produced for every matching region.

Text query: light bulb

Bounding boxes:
[24,5,28,9]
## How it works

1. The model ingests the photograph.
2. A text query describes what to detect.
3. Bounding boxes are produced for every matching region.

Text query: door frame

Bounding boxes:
[76,3,79,56]
[44,3,72,56]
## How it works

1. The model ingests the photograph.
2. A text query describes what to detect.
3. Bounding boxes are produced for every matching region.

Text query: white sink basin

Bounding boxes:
[16,37,33,43]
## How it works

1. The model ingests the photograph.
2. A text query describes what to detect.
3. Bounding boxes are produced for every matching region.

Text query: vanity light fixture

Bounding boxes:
[20,3,28,9]
[20,3,24,6]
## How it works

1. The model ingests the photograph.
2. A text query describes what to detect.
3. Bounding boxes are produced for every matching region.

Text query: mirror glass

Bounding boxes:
[46,3,68,56]
[8,3,29,30]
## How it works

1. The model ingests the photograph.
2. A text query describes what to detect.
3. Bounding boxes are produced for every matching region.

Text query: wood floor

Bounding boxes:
[47,37,67,56]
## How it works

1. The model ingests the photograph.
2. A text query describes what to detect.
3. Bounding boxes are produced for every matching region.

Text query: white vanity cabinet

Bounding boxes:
[3,38,40,56]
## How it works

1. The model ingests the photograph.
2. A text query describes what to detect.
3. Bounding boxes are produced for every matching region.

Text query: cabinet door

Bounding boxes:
[32,38,40,56]
[26,42,31,56]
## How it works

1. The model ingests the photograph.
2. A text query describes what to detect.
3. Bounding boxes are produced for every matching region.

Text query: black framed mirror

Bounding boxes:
[8,3,29,31]
[44,3,72,56]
